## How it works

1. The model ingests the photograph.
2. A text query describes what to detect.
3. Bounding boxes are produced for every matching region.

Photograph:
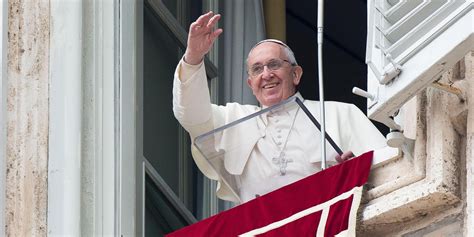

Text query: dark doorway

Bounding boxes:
[286,0,388,134]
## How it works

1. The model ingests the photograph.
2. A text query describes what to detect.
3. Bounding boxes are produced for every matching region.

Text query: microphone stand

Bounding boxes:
[317,0,327,170]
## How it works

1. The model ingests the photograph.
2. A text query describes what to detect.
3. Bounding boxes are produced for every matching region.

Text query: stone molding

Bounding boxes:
[5,0,49,236]
[358,54,473,236]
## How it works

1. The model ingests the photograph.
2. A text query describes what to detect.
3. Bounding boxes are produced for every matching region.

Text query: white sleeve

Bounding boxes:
[172,60,242,203]
[344,104,387,156]
[172,58,213,139]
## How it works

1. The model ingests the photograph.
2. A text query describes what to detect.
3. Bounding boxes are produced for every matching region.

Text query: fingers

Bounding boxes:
[207,14,221,29]
[191,12,219,33]
[209,28,223,42]
[335,151,355,164]
[189,12,222,47]
[185,12,223,65]
[190,21,204,34]
[194,11,214,28]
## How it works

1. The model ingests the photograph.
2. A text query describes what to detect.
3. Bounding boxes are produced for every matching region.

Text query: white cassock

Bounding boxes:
[173,59,386,203]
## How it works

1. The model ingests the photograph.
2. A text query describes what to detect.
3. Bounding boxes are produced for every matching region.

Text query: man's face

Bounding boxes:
[246,43,302,107]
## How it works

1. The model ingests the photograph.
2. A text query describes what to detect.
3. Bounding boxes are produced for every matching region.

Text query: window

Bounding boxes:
[138,0,219,235]
[365,0,473,129]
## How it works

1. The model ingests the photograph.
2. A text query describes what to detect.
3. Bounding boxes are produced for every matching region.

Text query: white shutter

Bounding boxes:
[364,0,473,129]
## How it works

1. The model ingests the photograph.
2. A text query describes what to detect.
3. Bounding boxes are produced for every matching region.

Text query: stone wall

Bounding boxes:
[358,52,473,236]
[5,0,49,236]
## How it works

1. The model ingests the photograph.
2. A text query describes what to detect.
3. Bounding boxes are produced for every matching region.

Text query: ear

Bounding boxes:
[292,66,303,86]
[246,77,252,88]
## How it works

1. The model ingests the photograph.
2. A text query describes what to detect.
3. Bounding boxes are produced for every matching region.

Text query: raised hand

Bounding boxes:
[184,11,223,65]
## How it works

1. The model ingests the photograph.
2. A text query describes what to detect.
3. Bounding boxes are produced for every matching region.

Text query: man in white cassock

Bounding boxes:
[173,12,386,204]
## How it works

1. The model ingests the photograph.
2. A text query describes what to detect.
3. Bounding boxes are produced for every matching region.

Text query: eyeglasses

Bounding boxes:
[248,58,294,77]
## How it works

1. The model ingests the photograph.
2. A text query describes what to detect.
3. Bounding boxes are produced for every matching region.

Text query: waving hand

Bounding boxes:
[184,11,223,65]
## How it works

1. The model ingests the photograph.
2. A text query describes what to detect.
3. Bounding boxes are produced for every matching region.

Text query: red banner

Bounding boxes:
[167,151,373,237]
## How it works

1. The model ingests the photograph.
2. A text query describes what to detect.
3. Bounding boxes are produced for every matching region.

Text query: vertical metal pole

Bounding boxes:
[317,0,326,170]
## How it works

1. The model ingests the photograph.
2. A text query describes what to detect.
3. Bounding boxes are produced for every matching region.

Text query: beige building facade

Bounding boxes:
[0,0,473,236]
[359,53,474,236]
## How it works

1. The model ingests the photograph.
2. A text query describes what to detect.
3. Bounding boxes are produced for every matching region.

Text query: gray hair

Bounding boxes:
[246,39,298,66]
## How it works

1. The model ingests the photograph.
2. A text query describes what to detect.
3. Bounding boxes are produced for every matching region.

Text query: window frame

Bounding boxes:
[134,0,221,235]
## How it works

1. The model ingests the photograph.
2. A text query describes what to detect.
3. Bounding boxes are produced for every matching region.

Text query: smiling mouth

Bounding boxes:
[263,82,279,89]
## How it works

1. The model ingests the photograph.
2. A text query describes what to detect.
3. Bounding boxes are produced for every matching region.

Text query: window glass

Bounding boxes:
[161,0,177,18]
[143,5,181,195]
[145,174,189,235]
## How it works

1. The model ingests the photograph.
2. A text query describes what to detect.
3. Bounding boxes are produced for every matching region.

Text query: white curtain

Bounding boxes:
[213,0,266,212]
[220,0,266,105]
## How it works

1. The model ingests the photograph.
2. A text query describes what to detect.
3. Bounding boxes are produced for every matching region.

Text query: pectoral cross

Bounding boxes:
[272,152,293,176]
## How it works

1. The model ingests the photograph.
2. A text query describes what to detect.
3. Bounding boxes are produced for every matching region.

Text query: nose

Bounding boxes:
[261,66,273,80]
